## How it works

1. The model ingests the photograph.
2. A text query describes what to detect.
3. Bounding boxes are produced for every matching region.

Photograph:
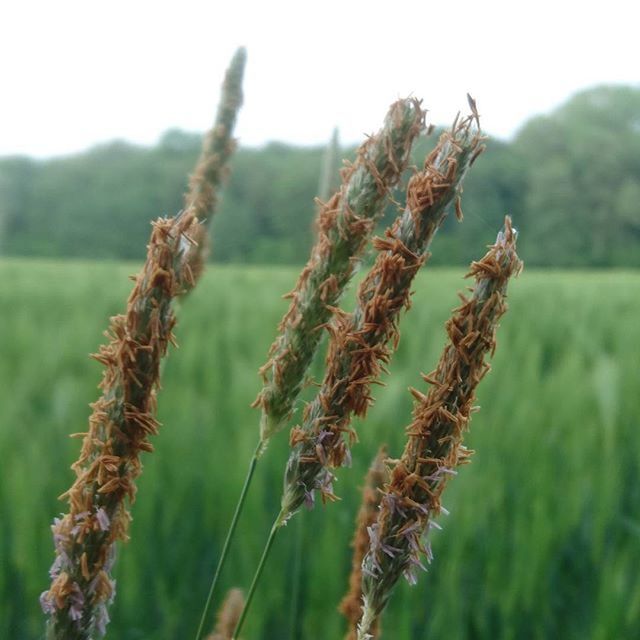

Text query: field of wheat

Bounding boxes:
[1,258,638,639]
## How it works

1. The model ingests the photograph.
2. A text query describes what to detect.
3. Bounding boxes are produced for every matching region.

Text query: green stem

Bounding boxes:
[232,513,283,639]
[288,515,305,639]
[194,438,263,640]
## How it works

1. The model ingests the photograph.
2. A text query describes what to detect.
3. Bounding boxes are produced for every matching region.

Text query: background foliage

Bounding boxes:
[1,259,638,639]
[1,85,639,267]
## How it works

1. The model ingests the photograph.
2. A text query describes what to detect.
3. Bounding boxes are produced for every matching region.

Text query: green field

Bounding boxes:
[1,259,639,640]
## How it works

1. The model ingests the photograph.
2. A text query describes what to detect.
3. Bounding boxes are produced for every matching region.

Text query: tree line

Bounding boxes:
[1,85,638,267]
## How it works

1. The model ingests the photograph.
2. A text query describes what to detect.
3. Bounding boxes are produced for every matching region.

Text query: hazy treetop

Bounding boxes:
[1,85,638,268]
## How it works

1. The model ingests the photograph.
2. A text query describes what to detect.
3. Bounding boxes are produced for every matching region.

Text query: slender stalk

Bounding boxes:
[194,439,262,640]
[317,128,341,204]
[232,514,283,640]
[288,515,305,639]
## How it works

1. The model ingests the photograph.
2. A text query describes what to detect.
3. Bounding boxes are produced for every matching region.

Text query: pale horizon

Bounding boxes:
[0,81,629,161]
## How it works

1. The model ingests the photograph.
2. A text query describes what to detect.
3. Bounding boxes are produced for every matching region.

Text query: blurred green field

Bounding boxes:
[1,259,639,640]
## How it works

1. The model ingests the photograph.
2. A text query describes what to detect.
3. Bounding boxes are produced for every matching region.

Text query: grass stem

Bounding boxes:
[194,438,263,640]
[232,513,283,639]
[288,515,305,639]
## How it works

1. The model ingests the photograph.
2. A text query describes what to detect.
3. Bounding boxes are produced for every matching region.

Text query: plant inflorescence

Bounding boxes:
[41,48,521,640]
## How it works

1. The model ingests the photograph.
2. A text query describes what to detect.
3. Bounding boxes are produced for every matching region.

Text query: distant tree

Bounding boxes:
[0,85,638,267]
[514,85,640,266]
[211,143,325,264]
[0,157,37,254]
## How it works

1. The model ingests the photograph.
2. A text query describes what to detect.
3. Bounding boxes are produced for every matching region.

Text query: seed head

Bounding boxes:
[279,112,483,522]
[41,211,200,639]
[357,218,522,639]
[254,98,426,446]
[183,47,246,287]
[206,588,245,640]
[339,447,388,640]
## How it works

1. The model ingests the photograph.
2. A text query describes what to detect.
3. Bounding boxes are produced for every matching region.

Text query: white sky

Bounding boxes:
[1,0,638,158]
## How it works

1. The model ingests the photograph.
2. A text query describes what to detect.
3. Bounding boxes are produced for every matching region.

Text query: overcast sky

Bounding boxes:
[1,0,638,158]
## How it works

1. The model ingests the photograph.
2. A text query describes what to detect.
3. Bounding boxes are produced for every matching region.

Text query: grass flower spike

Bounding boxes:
[280,113,483,522]
[357,218,522,639]
[40,210,200,639]
[184,47,246,287]
[206,589,244,640]
[254,98,425,445]
[318,128,342,204]
[339,447,388,640]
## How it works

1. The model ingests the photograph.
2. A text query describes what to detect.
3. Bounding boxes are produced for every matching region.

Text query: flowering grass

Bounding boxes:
[358,218,522,638]
[206,589,244,640]
[183,47,245,286]
[40,211,201,639]
[340,447,388,640]
[279,113,482,524]
[254,98,425,444]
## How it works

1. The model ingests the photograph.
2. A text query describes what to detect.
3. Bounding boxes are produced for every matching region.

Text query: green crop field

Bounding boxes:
[1,259,639,640]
